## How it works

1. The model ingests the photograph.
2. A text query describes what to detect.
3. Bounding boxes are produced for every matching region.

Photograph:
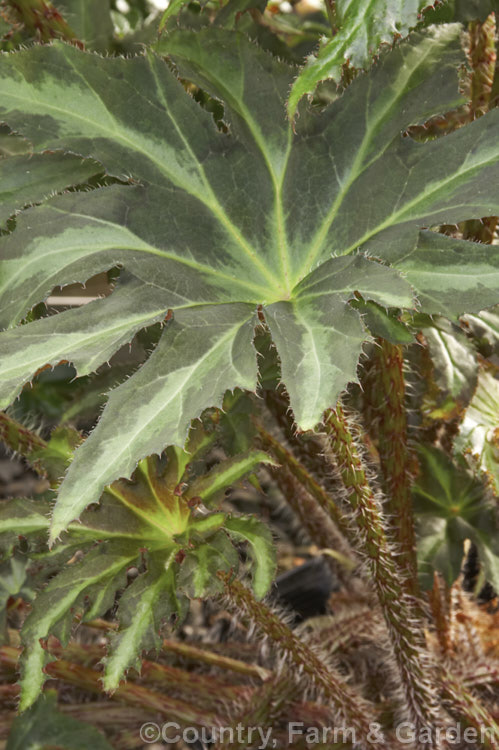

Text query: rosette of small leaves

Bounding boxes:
[413,443,499,590]
[1,25,499,544]
[0,428,276,710]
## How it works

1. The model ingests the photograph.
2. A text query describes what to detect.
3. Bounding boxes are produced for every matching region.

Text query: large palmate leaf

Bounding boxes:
[1,26,499,539]
[287,0,429,117]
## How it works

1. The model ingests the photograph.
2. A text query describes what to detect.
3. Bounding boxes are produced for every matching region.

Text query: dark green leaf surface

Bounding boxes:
[0,276,168,408]
[0,26,499,538]
[177,530,239,597]
[353,300,414,343]
[0,153,101,227]
[52,304,258,536]
[391,231,499,319]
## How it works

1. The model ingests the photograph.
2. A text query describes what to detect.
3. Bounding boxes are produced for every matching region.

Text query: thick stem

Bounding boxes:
[140,660,250,706]
[219,573,379,750]
[323,405,443,746]
[407,14,497,149]
[362,340,418,590]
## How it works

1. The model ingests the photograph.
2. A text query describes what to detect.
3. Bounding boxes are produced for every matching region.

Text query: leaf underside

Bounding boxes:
[0,26,498,537]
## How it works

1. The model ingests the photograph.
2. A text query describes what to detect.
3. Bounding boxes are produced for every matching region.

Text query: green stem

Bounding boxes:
[323,405,442,745]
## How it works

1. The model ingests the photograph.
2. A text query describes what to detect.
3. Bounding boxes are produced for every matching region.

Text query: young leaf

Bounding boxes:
[177,530,239,597]
[287,0,430,117]
[19,541,137,710]
[413,445,499,590]
[224,515,276,598]
[1,26,499,537]
[103,550,188,691]
[2,449,275,709]
[185,449,276,507]
[50,304,258,538]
